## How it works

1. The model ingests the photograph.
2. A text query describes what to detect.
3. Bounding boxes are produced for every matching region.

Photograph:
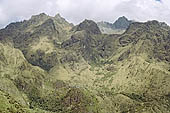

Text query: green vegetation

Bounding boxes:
[0,13,170,113]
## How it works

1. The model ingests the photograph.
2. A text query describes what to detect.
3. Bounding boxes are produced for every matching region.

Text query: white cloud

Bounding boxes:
[0,0,170,28]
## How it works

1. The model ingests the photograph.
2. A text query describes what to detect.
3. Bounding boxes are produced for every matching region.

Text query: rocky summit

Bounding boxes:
[0,13,170,113]
[97,16,133,34]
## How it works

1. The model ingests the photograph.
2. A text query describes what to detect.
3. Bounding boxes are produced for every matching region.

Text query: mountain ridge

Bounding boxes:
[0,13,170,113]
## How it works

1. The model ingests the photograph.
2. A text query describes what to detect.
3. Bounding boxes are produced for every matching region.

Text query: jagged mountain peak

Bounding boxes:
[29,13,73,28]
[75,19,101,34]
[53,13,73,26]
[54,13,64,21]
[113,16,132,29]
[4,13,50,31]
[80,19,96,25]
[54,13,62,18]
[31,13,49,19]
[97,16,133,34]
[116,16,128,22]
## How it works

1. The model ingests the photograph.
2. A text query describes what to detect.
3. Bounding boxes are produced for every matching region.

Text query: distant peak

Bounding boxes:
[82,19,97,25]
[32,13,47,17]
[31,13,49,20]
[80,19,93,24]
[54,13,67,22]
[84,19,90,22]
[55,13,62,18]
[39,13,47,16]
[118,16,128,19]
[115,16,129,23]
[113,16,132,29]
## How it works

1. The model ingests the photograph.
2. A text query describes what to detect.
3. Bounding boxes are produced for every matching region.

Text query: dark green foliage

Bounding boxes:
[27,50,59,71]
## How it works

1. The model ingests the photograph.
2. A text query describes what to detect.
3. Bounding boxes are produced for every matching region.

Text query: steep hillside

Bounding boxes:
[0,43,102,113]
[0,13,170,113]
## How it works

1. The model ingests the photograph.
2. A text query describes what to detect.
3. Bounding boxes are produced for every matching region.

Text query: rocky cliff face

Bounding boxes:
[0,13,170,113]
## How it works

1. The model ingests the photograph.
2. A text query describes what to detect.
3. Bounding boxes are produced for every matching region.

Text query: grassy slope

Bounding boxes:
[0,42,101,113]
[0,15,170,113]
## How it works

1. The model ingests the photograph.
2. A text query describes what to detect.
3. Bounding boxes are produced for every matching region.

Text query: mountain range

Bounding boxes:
[0,13,170,113]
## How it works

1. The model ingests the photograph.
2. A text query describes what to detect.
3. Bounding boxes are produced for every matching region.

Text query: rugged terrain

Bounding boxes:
[97,16,133,34]
[0,13,170,113]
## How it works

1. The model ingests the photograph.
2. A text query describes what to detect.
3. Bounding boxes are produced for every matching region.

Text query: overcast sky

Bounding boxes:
[0,0,170,28]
